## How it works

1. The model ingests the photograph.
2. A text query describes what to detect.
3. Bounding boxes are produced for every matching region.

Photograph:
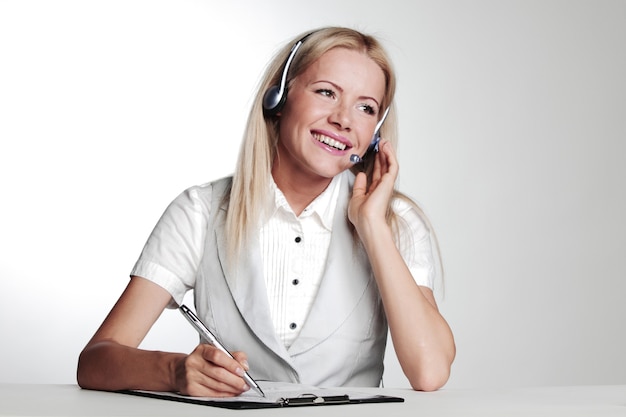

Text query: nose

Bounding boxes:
[328,103,352,131]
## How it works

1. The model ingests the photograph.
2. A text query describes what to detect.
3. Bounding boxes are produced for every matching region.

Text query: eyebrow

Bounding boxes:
[311,79,381,108]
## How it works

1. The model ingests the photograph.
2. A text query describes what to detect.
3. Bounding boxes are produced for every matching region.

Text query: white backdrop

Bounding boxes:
[1,0,625,389]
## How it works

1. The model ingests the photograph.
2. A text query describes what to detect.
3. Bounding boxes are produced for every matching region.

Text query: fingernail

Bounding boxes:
[235,367,245,377]
[243,383,250,391]
[242,360,250,370]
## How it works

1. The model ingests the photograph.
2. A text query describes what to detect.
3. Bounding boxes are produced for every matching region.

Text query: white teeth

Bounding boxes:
[314,134,347,151]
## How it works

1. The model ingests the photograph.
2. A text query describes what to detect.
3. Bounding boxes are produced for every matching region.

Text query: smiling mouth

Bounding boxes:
[313,133,348,151]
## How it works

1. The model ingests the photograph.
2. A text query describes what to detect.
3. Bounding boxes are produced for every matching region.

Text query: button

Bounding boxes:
[289,323,297,330]
[294,236,302,243]
[292,279,299,285]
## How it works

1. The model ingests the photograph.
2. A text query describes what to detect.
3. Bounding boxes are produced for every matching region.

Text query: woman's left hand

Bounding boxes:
[348,140,455,392]
[348,140,398,233]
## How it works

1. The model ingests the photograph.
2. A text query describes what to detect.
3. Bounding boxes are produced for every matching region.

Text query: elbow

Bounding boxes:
[407,365,452,392]
[408,371,450,392]
[76,344,105,390]
[76,349,93,390]
[406,352,455,392]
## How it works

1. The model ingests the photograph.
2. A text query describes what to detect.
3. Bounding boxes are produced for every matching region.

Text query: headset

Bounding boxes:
[262,34,311,117]
[262,32,389,164]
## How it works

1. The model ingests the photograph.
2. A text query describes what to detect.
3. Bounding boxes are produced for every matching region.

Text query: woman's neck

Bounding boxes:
[271,160,332,217]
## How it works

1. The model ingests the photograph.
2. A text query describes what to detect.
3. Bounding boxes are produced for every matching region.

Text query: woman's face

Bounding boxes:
[275,47,386,182]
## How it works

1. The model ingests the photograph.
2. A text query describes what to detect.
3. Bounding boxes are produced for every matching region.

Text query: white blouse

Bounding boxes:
[131,171,438,348]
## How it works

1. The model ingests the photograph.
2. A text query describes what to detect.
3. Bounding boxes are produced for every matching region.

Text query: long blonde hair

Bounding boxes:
[225,27,441,274]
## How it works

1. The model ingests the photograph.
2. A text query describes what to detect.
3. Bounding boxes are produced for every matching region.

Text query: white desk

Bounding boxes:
[0,384,624,416]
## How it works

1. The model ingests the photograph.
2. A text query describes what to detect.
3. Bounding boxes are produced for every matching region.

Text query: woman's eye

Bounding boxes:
[358,104,376,115]
[316,88,336,98]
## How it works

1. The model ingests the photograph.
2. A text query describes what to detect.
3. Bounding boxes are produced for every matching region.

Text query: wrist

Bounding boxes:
[356,218,393,248]
[166,352,187,392]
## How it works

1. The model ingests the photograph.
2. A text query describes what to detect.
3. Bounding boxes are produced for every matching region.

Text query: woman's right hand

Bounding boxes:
[174,345,251,397]
[78,276,251,397]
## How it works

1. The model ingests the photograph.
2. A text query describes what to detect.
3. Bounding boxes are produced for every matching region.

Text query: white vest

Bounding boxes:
[194,174,388,387]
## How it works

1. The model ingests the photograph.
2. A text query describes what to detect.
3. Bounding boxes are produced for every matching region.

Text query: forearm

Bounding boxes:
[385,282,455,391]
[359,224,456,391]
[77,340,184,392]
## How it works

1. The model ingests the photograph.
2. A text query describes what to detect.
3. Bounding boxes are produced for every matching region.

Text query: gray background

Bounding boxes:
[1,0,624,389]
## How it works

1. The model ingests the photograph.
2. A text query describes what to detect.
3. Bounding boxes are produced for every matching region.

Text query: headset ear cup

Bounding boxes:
[262,33,313,117]
[262,85,286,117]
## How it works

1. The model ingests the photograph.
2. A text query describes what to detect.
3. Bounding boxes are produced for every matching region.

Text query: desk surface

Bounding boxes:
[0,384,624,417]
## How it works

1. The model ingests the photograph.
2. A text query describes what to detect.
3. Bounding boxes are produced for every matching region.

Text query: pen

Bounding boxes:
[179,304,265,397]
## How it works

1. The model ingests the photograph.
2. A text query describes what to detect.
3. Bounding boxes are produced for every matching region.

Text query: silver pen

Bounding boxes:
[179,304,265,397]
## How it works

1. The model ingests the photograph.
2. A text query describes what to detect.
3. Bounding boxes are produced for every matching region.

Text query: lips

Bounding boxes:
[312,133,349,151]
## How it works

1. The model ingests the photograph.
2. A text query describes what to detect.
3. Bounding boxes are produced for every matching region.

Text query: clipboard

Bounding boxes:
[119,381,404,410]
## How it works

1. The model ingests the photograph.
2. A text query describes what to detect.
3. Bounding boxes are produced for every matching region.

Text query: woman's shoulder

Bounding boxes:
[168,176,233,215]
[391,192,420,216]
[391,192,432,236]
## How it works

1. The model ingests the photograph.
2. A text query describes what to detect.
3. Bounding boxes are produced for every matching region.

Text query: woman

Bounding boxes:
[77,26,455,397]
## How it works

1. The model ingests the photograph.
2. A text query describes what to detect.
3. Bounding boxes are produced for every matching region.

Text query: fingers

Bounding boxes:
[348,171,367,226]
[352,171,368,197]
[231,351,250,372]
[380,140,398,178]
[376,140,398,180]
[370,140,397,192]
[372,143,383,185]
[176,345,250,397]
[349,140,398,225]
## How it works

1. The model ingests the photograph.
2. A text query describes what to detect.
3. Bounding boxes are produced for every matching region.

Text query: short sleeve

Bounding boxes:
[130,183,213,307]
[392,197,440,290]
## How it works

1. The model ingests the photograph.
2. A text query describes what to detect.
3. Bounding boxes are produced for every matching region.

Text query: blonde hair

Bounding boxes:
[225,27,441,276]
